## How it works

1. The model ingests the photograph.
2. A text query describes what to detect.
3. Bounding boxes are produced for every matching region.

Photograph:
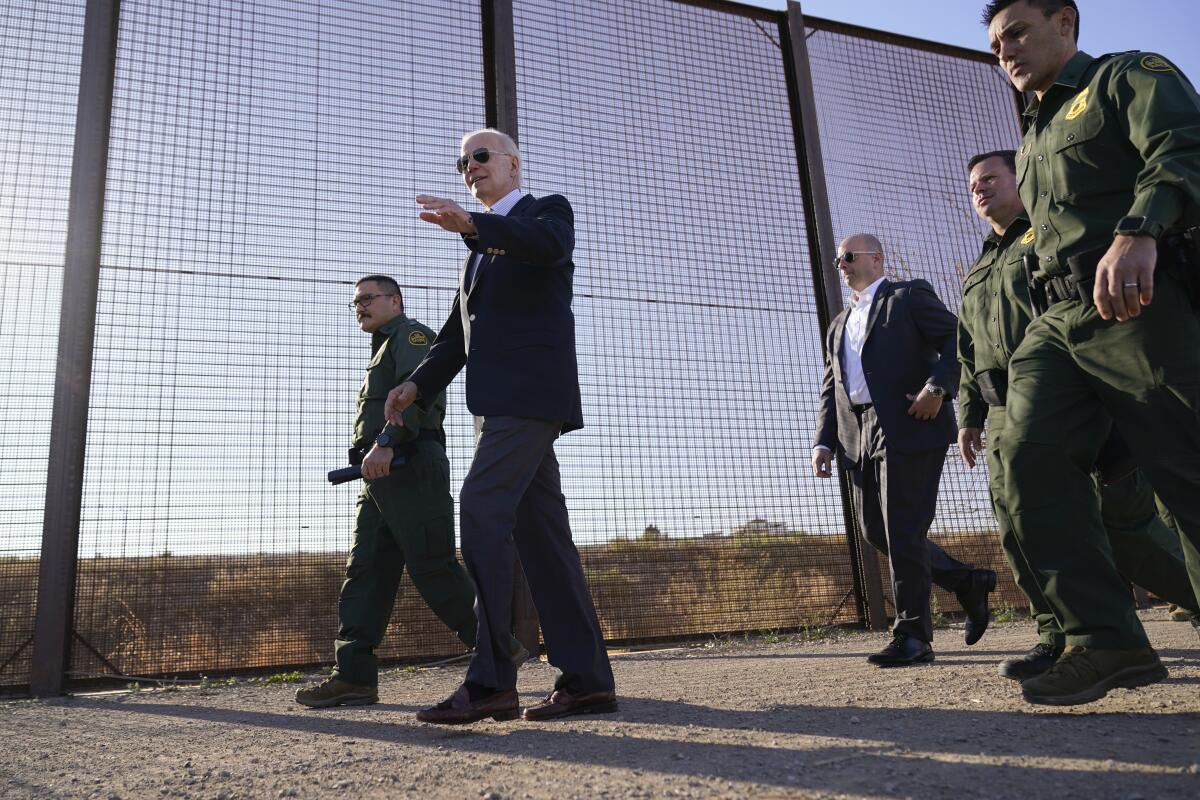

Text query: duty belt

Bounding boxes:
[350,428,443,464]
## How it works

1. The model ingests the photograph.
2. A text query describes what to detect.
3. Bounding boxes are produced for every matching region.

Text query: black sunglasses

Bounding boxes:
[455,147,515,174]
[833,250,880,266]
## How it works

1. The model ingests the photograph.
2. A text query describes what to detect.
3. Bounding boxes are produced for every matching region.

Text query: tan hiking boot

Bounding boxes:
[1168,604,1193,622]
[295,677,378,709]
[1020,645,1166,706]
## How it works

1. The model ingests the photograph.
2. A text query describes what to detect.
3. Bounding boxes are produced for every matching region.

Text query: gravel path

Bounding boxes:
[2,611,1198,799]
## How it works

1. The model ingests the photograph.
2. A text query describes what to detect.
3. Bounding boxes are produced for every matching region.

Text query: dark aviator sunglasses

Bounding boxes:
[456,147,515,174]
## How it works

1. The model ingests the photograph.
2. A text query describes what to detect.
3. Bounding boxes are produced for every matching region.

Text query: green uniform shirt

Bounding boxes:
[353,314,445,448]
[1017,50,1200,281]
[957,216,1036,429]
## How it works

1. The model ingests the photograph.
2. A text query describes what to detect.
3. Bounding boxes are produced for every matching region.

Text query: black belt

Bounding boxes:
[1041,227,1198,307]
[850,402,873,414]
[351,428,443,463]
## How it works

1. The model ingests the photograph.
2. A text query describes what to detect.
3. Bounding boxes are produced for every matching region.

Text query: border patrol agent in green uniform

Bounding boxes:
[984,0,1200,705]
[957,149,1199,682]
[296,275,480,708]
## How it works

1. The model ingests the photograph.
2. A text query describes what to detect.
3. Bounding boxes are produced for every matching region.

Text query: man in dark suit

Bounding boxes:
[813,233,997,666]
[385,128,616,724]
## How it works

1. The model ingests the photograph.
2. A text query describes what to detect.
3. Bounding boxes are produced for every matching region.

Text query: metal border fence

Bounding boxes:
[1,0,1023,695]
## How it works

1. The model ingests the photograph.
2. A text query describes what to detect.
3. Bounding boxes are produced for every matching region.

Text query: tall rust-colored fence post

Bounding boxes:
[481,0,541,657]
[779,0,888,631]
[30,0,122,697]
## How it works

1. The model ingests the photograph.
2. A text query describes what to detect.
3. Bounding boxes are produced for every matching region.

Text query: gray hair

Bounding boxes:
[461,128,522,184]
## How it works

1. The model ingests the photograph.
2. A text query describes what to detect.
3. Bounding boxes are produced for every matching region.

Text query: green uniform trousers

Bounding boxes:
[333,440,478,686]
[1000,276,1200,649]
[986,406,1198,647]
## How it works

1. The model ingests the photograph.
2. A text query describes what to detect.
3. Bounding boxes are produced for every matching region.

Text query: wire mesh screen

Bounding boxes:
[804,21,1025,615]
[511,0,858,640]
[0,0,86,689]
[69,0,486,681]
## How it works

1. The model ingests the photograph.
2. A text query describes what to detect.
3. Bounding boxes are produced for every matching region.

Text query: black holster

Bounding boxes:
[1024,253,1048,317]
[976,368,1008,406]
[1094,427,1138,486]
[1161,226,1200,309]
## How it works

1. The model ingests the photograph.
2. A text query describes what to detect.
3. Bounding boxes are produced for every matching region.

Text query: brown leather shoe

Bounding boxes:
[521,689,618,721]
[415,685,520,725]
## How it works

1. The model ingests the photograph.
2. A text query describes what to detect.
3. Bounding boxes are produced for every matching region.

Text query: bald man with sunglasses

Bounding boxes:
[385,128,615,725]
[814,235,996,666]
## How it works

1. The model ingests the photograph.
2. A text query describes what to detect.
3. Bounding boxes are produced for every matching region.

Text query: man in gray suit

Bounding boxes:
[385,128,615,724]
[813,234,996,665]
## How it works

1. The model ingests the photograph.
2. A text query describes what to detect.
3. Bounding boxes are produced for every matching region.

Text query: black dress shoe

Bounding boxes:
[998,642,1063,681]
[867,633,934,667]
[957,568,997,645]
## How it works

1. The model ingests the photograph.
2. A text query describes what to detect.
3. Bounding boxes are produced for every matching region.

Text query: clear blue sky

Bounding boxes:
[746,0,1200,83]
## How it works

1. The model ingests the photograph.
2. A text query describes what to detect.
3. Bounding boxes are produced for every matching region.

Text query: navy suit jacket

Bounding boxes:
[814,278,959,466]
[409,192,584,433]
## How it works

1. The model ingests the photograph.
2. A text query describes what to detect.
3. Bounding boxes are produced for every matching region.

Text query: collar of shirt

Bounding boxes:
[485,188,524,217]
[849,275,887,308]
[1023,50,1094,121]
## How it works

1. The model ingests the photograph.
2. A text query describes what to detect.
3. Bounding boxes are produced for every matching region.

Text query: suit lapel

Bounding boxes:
[463,193,535,300]
[863,278,892,346]
[829,309,849,398]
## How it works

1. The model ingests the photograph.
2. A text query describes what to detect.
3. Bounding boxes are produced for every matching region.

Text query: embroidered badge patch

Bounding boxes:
[408,330,429,346]
[1064,87,1090,120]
[1021,229,1036,245]
[1140,55,1174,72]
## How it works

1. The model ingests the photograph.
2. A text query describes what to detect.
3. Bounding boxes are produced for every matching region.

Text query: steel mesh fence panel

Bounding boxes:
[511,0,858,640]
[69,0,486,681]
[804,21,1025,617]
[0,0,86,690]
[2,1,1036,687]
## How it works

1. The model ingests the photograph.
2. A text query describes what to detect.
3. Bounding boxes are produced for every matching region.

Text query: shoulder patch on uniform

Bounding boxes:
[1140,55,1175,73]
[1020,229,1035,245]
[408,330,429,346]
[1064,87,1090,120]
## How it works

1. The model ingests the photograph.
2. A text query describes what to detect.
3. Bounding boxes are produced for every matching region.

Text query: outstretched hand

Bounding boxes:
[416,195,477,234]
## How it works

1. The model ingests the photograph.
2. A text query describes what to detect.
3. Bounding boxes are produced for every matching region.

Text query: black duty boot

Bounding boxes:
[998,643,1063,681]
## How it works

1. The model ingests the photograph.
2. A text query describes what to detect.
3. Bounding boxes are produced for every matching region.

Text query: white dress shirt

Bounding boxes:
[842,275,886,406]
[814,275,886,454]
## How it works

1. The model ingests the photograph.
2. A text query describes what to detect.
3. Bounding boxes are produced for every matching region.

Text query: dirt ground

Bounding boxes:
[1,610,1198,800]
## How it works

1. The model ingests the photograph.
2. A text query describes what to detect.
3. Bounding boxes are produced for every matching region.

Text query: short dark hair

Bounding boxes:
[982,0,1079,42]
[356,274,403,309]
[967,149,1017,174]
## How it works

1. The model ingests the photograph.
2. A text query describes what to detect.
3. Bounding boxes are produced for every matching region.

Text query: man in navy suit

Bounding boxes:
[813,234,996,666]
[385,128,616,724]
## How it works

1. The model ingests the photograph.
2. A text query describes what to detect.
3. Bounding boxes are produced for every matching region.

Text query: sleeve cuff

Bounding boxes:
[1127,185,1186,237]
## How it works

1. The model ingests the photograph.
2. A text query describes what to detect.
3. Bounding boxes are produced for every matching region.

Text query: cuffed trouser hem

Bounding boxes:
[1063,633,1150,650]
[1038,632,1066,648]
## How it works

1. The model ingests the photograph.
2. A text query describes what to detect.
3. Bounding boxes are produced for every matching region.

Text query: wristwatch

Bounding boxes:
[1114,216,1164,240]
[924,384,946,398]
[374,431,398,449]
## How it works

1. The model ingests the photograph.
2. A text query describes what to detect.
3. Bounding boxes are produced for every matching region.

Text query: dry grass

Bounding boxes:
[0,527,1020,684]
